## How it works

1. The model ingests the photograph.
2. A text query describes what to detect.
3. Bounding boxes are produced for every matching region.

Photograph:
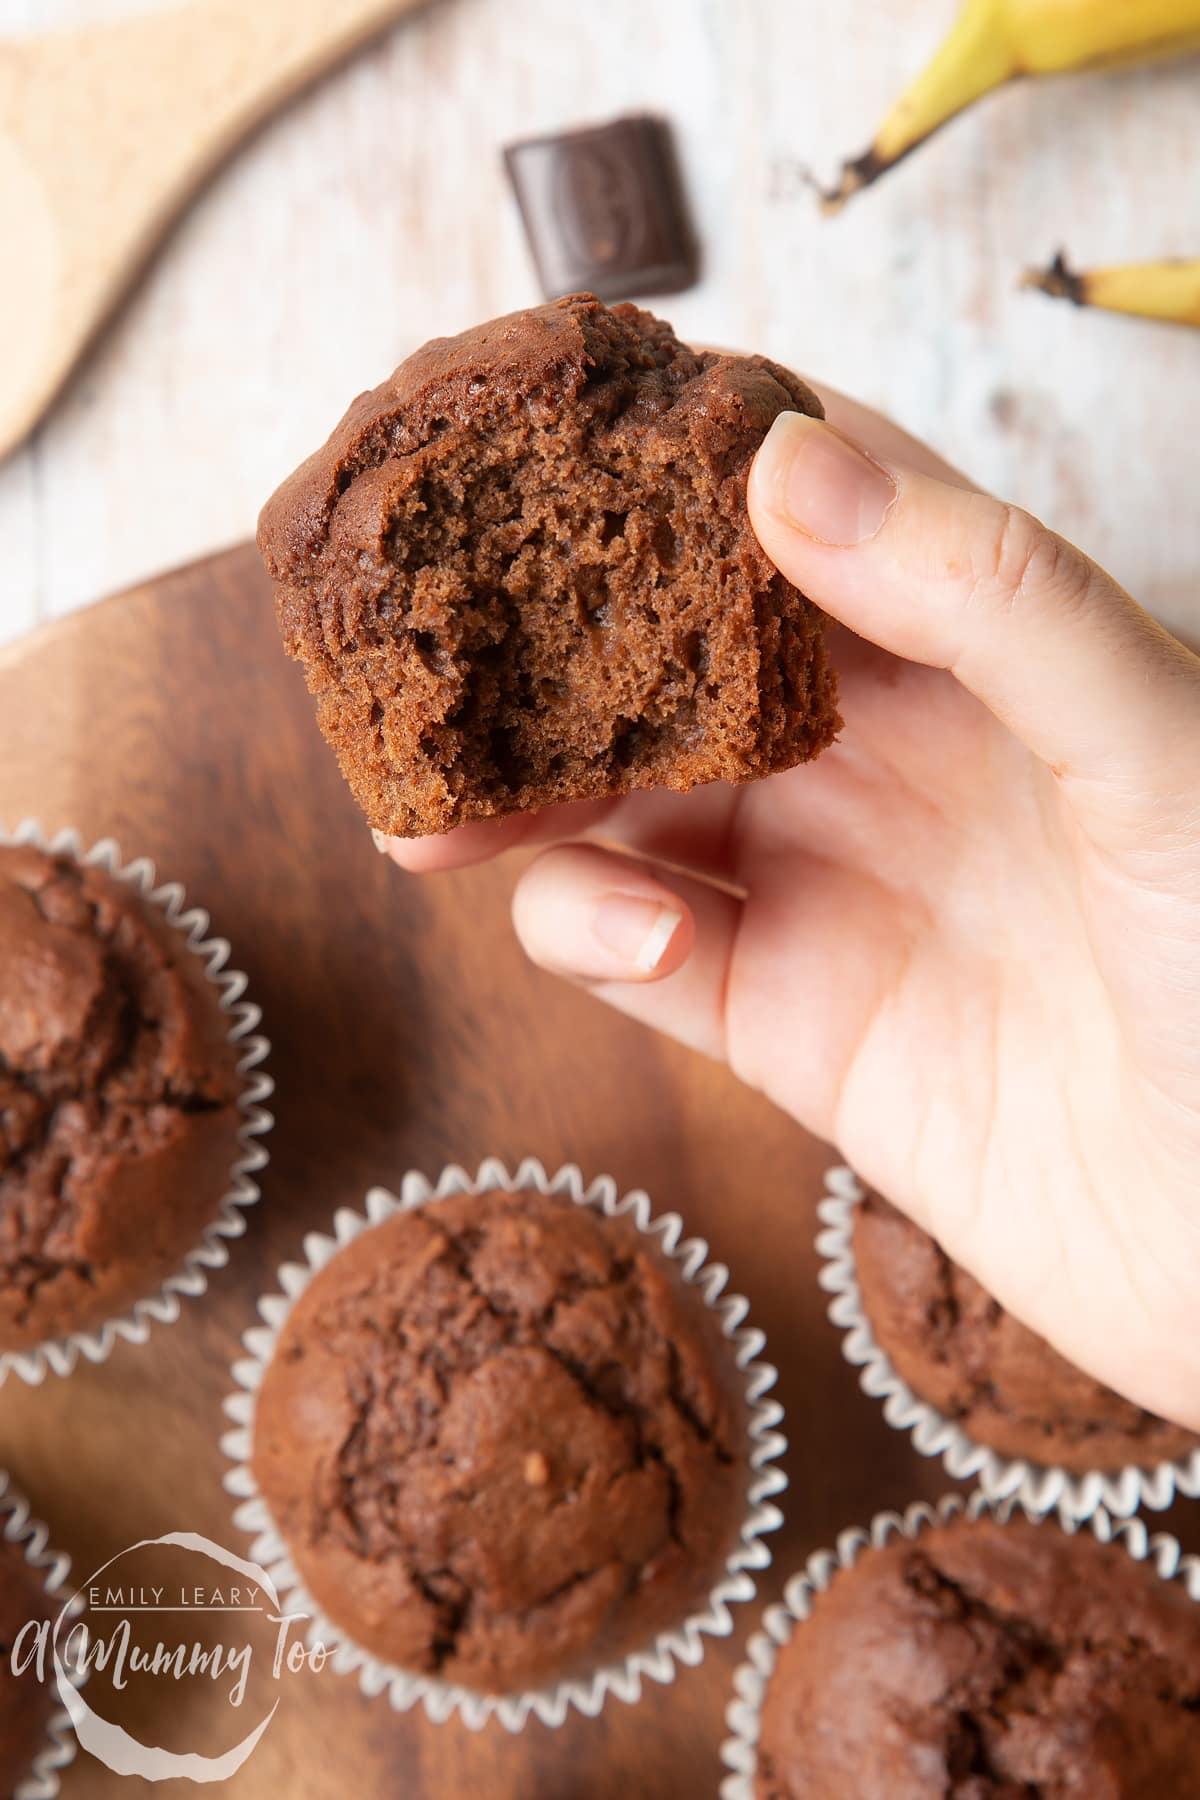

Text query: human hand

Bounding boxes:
[380,392,1200,1431]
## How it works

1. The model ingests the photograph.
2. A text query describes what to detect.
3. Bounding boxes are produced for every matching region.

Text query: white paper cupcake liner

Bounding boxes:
[720,1487,1200,1799]
[815,1164,1200,1520]
[222,1154,787,1731]
[0,820,273,1385]
[0,1466,85,1800]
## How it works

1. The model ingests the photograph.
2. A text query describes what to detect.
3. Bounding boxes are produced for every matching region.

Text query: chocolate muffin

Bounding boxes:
[0,845,244,1349]
[0,1539,56,1791]
[854,1193,1199,1473]
[258,294,839,836]
[251,1186,747,1692]
[755,1513,1200,1798]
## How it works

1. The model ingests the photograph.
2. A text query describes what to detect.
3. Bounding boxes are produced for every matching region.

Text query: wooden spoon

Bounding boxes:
[0,0,426,460]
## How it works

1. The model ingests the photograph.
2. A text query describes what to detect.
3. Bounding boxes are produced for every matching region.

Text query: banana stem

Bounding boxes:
[1021,250,1087,303]
[821,0,1016,211]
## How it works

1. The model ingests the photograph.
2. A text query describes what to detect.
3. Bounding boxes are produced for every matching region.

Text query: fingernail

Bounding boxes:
[591,895,682,973]
[758,412,896,546]
[371,829,390,854]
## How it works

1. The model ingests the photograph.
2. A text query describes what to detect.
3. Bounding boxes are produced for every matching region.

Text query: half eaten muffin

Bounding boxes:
[258,294,839,835]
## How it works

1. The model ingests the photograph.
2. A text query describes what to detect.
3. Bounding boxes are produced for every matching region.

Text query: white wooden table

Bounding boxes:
[1,0,1196,648]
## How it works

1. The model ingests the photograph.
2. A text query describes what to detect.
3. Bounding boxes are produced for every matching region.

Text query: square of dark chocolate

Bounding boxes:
[503,115,698,302]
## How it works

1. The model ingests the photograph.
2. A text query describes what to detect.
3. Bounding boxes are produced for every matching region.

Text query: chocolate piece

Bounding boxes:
[504,115,697,301]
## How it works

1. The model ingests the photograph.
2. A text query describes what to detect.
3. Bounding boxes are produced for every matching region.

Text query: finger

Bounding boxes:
[513,845,693,981]
[748,412,1200,842]
[511,844,740,1061]
[585,783,745,890]
[817,387,975,491]
[702,353,975,487]
[379,781,745,884]
[376,796,619,873]
[376,815,538,872]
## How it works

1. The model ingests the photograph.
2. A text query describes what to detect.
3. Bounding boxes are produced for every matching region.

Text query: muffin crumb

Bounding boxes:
[523,1450,549,1487]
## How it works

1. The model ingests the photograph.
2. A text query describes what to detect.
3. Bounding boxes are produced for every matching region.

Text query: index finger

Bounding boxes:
[377,798,616,873]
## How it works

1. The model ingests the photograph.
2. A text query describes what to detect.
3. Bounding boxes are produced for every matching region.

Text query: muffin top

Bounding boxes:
[853,1193,1199,1473]
[0,845,243,1347]
[756,1514,1200,1799]
[259,294,822,582]
[252,1185,747,1692]
[257,293,838,836]
[0,1538,56,1788]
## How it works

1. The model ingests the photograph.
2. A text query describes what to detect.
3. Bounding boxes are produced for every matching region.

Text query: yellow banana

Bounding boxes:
[1022,251,1200,326]
[822,0,1200,210]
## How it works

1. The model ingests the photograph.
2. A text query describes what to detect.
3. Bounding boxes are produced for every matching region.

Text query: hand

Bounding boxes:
[380,393,1200,1431]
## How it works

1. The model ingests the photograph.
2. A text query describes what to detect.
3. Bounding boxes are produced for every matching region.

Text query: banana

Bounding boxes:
[822,0,1200,210]
[1022,251,1200,326]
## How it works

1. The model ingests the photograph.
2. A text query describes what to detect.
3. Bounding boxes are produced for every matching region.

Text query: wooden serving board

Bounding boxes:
[0,0,428,460]
[0,546,1195,1798]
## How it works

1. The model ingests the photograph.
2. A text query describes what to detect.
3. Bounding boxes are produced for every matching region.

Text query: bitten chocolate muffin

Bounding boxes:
[854,1193,1200,1473]
[755,1514,1200,1798]
[0,845,243,1348]
[252,1186,747,1692]
[258,294,839,836]
[0,1540,55,1790]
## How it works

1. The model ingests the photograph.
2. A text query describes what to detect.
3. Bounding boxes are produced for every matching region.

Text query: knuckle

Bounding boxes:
[972,502,1095,620]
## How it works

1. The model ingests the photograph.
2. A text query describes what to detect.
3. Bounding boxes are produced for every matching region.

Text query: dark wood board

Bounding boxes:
[0,546,1194,1798]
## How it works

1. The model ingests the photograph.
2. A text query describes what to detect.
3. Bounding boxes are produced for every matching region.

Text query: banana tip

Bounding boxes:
[814,149,887,215]
[1021,250,1085,305]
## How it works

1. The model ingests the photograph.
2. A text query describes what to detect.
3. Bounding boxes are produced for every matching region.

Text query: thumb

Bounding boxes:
[748,412,1200,844]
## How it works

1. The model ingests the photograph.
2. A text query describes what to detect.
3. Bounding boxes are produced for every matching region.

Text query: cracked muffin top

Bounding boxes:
[755,1514,1200,1799]
[0,845,243,1349]
[853,1193,1200,1474]
[251,1185,747,1692]
[257,293,839,837]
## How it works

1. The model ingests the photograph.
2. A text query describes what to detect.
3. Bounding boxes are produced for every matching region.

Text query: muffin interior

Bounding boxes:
[356,398,807,811]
